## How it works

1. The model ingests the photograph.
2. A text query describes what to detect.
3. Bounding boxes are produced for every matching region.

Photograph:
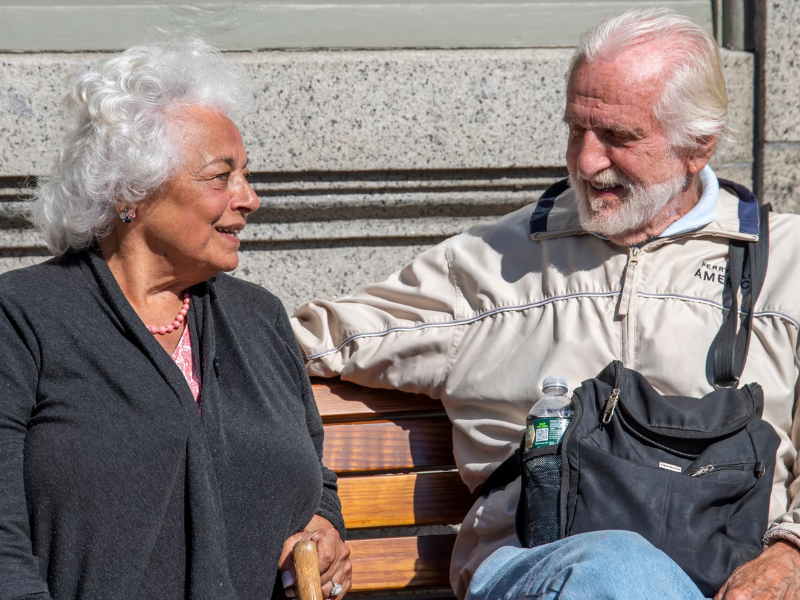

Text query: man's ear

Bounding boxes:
[686,134,717,175]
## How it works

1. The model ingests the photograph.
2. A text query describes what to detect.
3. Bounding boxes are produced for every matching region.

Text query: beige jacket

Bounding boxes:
[291,183,800,599]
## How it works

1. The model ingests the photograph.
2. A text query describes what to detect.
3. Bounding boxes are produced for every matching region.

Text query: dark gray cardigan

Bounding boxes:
[0,248,344,600]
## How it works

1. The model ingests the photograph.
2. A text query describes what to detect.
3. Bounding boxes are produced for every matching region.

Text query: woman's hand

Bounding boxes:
[279,515,352,599]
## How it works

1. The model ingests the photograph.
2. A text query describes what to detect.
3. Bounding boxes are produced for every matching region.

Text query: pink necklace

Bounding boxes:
[149,292,190,335]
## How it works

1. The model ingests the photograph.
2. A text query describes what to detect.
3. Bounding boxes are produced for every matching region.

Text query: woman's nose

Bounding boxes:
[233,178,260,216]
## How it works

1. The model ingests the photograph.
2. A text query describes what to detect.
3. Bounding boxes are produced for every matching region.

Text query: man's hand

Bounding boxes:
[278,515,352,599]
[715,541,800,599]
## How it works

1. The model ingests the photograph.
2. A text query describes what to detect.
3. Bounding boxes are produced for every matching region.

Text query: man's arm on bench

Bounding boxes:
[291,239,457,399]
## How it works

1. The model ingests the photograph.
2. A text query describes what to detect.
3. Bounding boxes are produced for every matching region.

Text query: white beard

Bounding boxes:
[569,166,687,238]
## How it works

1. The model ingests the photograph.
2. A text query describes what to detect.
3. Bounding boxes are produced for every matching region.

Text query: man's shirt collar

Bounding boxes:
[658,165,718,238]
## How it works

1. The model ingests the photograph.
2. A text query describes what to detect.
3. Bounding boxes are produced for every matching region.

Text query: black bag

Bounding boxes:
[481,186,780,597]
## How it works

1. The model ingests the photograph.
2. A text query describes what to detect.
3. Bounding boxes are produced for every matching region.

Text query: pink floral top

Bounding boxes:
[171,322,201,408]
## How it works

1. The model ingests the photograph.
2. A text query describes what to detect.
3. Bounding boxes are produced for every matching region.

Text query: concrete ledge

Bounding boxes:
[0,48,753,176]
[0,2,712,52]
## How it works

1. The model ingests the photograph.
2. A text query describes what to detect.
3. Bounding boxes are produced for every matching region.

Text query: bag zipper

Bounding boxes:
[602,361,625,424]
[602,389,620,424]
[690,461,766,478]
[598,365,766,480]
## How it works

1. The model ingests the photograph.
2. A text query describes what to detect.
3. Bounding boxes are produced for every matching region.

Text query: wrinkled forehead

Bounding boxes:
[148,105,248,183]
[568,39,672,96]
[565,42,671,125]
[165,105,243,153]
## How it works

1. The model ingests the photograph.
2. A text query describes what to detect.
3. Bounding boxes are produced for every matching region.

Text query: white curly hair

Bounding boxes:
[568,7,730,150]
[32,32,253,255]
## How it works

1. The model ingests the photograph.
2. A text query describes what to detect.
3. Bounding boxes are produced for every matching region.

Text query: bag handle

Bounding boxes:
[712,183,770,388]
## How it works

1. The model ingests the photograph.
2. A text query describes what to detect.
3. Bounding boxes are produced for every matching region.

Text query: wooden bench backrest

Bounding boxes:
[313,377,473,594]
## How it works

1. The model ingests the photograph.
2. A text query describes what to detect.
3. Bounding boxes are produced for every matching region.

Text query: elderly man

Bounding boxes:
[292,7,800,599]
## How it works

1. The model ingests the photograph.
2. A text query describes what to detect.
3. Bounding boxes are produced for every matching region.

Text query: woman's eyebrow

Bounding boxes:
[203,157,239,169]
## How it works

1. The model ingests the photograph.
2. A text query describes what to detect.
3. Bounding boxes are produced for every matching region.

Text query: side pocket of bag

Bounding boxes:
[516,397,581,548]
[516,443,563,547]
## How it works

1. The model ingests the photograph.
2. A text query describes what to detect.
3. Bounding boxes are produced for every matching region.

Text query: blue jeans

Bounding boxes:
[466,531,710,600]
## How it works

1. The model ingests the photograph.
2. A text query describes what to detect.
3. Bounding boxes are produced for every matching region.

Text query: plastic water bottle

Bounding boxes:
[524,376,574,451]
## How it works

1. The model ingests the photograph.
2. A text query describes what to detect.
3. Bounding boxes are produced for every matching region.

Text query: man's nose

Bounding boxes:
[576,130,612,179]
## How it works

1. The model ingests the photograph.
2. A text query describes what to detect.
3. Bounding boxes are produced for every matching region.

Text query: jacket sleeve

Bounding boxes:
[275,306,346,541]
[762,340,800,549]
[0,302,52,600]
[290,238,459,399]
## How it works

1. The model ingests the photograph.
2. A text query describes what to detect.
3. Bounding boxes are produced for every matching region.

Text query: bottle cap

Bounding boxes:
[542,376,568,391]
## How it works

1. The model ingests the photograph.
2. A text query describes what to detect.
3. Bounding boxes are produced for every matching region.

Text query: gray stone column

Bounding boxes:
[757,0,800,211]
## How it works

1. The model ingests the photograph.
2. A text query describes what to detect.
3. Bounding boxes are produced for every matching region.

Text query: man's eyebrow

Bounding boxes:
[599,123,643,138]
[562,119,642,137]
[595,123,642,137]
[561,116,643,139]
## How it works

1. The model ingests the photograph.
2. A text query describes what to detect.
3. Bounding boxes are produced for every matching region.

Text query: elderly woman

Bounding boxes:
[0,36,350,600]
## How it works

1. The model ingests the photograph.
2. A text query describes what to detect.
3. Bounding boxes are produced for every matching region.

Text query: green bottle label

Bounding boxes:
[526,417,570,450]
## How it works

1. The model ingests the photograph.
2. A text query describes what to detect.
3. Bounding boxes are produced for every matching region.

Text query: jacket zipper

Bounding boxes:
[617,246,641,318]
[690,462,766,478]
[618,246,644,367]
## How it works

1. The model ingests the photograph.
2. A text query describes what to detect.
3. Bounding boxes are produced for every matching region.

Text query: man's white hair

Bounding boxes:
[568,7,730,150]
[32,32,253,255]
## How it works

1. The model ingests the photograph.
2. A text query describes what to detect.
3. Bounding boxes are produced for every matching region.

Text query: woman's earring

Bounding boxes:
[119,209,136,223]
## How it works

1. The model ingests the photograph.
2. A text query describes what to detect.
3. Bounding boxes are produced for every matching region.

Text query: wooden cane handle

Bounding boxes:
[293,540,324,600]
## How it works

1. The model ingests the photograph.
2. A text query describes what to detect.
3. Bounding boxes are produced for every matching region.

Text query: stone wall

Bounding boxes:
[758,0,800,212]
[0,47,755,314]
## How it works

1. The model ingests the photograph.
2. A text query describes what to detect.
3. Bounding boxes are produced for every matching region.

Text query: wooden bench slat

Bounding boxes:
[323,416,454,473]
[311,377,443,420]
[312,378,461,593]
[348,535,456,592]
[339,471,472,529]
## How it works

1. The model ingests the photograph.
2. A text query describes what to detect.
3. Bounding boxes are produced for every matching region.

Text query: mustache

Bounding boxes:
[568,168,636,212]
[577,168,634,191]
